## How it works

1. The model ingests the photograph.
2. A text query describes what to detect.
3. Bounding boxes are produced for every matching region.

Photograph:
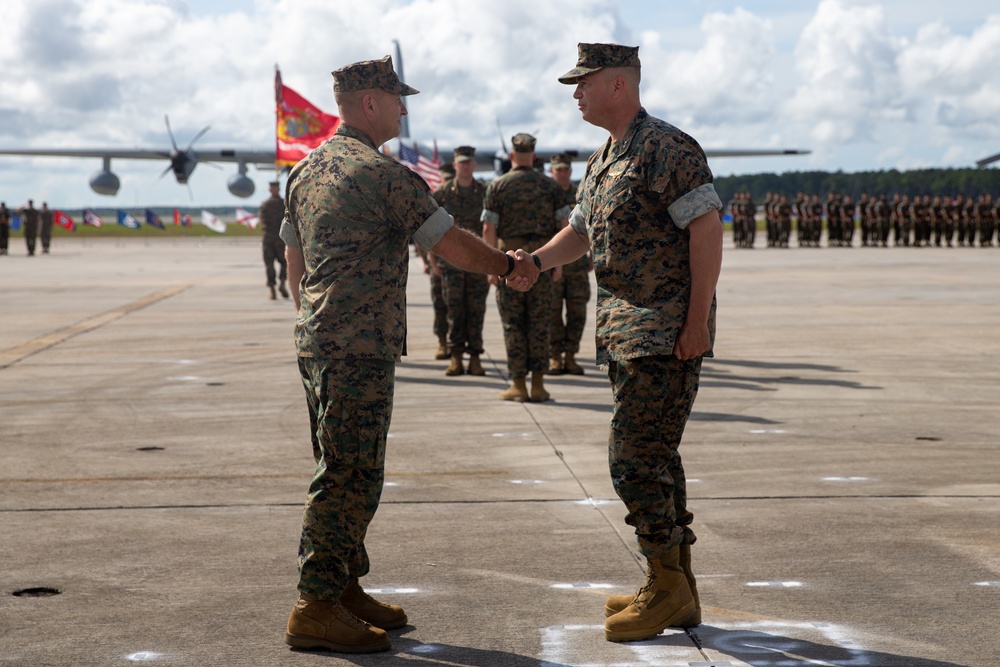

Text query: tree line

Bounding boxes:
[715,168,1000,204]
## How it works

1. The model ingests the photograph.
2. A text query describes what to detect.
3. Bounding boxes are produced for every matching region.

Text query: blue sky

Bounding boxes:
[1,0,998,208]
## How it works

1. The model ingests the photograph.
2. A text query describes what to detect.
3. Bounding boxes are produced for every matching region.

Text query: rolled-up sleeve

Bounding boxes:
[412,205,454,251]
[279,216,298,247]
[668,183,722,230]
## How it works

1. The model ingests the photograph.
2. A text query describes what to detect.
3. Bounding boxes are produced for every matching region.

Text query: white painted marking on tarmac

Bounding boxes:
[125,653,163,662]
[746,581,803,587]
[574,498,616,506]
[365,587,419,594]
[822,476,870,481]
[974,581,1000,586]
[383,482,399,487]
[492,432,535,437]
[550,582,614,589]
[749,429,786,434]
[166,375,203,382]
[409,644,441,653]
[510,479,544,485]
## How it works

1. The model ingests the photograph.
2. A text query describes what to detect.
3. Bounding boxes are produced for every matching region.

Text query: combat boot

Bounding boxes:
[529,371,550,402]
[434,336,449,360]
[340,578,408,630]
[269,285,277,300]
[445,351,465,376]
[279,280,290,299]
[563,352,584,375]
[499,376,529,402]
[605,544,700,627]
[548,354,564,375]
[604,547,695,642]
[467,354,486,376]
[284,594,390,653]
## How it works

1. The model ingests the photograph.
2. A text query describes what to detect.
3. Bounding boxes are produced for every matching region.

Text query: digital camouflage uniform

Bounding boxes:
[570,107,721,559]
[39,206,53,253]
[21,204,39,256]
[482,150,571,378]
[259,191,287,287]
[432,176,489,355]
[550,181,591,356]
[285,122,453,600]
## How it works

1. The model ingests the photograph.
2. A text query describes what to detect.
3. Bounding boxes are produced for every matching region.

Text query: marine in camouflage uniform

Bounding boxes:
[548,153,591,375]
[482,133,570,402]
[534,43,724,642]
[39,202,53,253]
[258,180,289,300]
[280,55,524,653]
[20,199,39,256]
[431,146,489,376]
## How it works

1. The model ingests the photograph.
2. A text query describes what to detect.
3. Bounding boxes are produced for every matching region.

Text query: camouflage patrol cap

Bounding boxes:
[332,55,419,96]
[550,153,571,169]
[558,42,641,84]
[511,133,536,153]
[453,145,476,162]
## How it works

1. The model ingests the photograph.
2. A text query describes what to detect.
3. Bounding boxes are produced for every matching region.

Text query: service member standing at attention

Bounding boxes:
[281,55,537,654]
[20,199,39,256]
[431,146,489,376]
[482,133,571,402]
[39,202,54,254]
[525,43,723,643]
[548,153,592,376]
[0,202,10,256]
[259,180,289,300]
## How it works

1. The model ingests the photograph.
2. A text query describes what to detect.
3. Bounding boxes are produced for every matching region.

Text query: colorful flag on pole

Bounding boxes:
[145,209,165,230]
[83,209,105,228]
[275,66,340,167]
[200,210,227,234]
[398,143,442,191]
[236,207,259,229]
[11,214,22,231]
[116,210,140,229]
[53,210,76,231]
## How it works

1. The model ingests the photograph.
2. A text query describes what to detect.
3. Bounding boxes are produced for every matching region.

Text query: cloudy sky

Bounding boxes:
[1,0,998,208]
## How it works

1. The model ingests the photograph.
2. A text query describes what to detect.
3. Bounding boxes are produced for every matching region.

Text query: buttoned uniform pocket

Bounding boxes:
[319,397,390,470]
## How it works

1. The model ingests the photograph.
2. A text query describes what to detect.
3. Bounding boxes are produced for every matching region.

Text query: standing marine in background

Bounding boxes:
[259,180,289,300]
[482,133,570,402]
[0,202,10,255]
[431,146,489,376]
[548,153,592,376]
[39,202,53,254]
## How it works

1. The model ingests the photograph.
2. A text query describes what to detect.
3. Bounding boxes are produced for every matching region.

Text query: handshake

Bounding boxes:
[492,249,542,291]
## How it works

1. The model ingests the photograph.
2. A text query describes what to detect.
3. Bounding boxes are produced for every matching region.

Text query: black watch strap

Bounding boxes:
[530,253,542,270]
[499,253,515,278]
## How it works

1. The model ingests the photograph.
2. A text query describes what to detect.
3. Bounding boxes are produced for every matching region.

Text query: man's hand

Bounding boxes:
[672,321,711,360]
[503,249,540,291]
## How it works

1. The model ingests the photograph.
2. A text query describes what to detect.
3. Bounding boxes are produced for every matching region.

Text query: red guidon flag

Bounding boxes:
[54,210,76,231]
[275,66,340,168]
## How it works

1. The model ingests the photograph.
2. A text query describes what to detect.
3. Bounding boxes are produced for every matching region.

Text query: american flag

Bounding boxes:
[397,143,442,191]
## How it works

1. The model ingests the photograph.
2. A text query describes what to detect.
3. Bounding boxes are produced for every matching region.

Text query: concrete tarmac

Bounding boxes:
[1,236,998,667]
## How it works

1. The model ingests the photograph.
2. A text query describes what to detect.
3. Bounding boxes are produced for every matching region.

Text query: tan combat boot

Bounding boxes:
[434,336,449,360]
[499,376,529,402]
[340,578,408,630]
[563,352,584,375]
[285,594,390,653]
[604,547,695,642]
[604,544,701,627]
[279,280,290,299]
[269,285,277,300]
[548,354,564,375]
[529,371,550,402]
[467,354,486,376]
[445,351,465,376]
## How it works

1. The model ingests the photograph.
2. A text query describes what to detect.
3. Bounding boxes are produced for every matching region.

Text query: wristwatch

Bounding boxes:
[499,253,515,278]
[530,253,542,270]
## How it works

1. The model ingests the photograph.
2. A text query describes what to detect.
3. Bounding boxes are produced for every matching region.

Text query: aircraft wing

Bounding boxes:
[0,147,277,165]
[976,152,1000,168]
[704,148,810,158]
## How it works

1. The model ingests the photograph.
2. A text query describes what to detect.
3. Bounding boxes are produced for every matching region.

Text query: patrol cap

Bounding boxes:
[268,180,280,187]
[439,163,456,176]
[332,55,419,96]
[550,153,571,169]
[511,133,536,153]
[454,145,476,162]
[558,42,640,84]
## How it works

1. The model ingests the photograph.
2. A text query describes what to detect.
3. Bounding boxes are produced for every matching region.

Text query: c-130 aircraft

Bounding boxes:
[0,41,810,199]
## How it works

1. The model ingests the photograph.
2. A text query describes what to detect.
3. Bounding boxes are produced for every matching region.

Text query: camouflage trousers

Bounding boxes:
[608,354,702,560]
[496,272,553,377]
[262,237,287,286]
[430,271,448,339]
[296,356,394,599]
[550,270,590,355]
[442,263,489,355]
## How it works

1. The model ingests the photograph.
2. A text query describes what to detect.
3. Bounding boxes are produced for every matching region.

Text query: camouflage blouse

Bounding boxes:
[481,166,571,242]
[286,125,453,361]
[569,108,722,366]
[432,178,486,234]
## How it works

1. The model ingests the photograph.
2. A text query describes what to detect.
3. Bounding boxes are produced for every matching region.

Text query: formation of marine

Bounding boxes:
[728,191,999,248]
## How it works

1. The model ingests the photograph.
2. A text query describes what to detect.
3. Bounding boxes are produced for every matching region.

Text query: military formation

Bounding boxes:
[729,191,1000,248]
